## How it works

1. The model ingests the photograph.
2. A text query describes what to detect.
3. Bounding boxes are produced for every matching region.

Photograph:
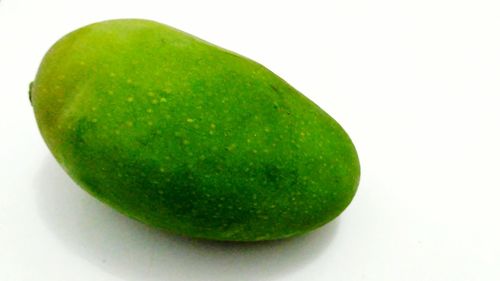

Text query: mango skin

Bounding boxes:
[31,19,360,241]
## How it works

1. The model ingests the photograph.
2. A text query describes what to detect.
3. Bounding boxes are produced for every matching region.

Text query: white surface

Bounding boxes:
[1,0,500,280]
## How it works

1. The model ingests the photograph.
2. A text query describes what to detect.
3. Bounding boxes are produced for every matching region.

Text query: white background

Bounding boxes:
[1,0,500,280]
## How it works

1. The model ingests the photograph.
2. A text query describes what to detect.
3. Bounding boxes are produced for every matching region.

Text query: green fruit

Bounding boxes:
[31,19,360,241]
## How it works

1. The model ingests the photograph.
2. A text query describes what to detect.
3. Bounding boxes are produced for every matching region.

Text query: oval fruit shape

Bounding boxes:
[31,19,360,241]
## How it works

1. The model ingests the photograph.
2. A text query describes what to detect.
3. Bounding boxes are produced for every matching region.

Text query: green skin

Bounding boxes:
[31,19,360,241]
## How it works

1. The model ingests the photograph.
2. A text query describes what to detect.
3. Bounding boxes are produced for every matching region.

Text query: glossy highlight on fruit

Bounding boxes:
[31,19,360,241]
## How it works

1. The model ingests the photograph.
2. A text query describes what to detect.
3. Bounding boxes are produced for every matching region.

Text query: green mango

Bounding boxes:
[31,19,360,241]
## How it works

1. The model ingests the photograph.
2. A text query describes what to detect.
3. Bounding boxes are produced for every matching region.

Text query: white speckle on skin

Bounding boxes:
[187,118,194,123]
[160,98,167,103]
[147,108,153,113]
[127,97,134,102]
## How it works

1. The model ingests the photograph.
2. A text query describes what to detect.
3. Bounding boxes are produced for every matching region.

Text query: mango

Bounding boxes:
[31,19,360,241]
